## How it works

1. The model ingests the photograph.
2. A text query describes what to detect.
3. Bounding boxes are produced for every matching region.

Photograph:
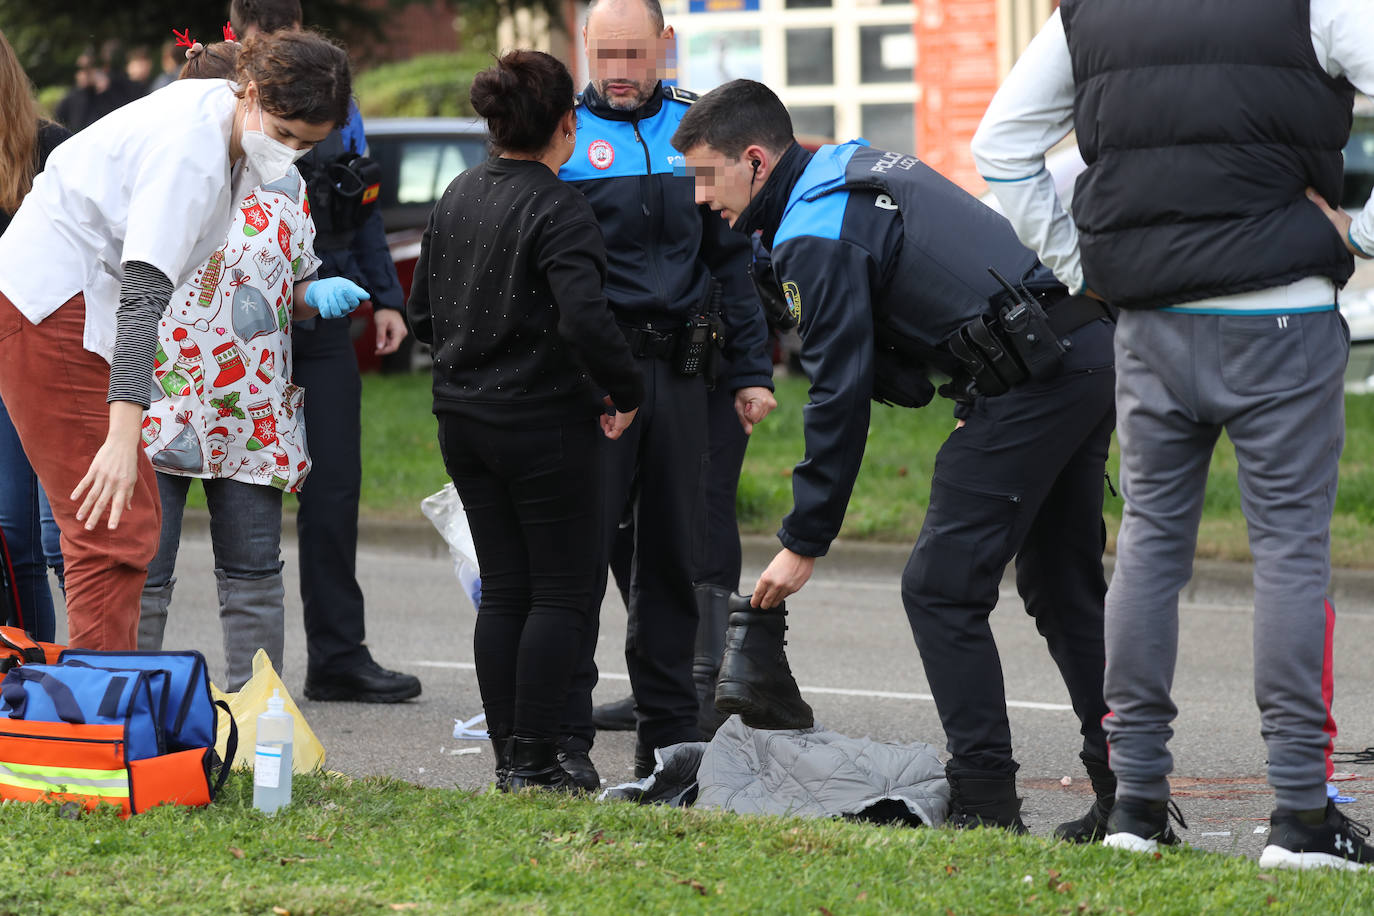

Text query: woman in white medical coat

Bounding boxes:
[0,30,367,650]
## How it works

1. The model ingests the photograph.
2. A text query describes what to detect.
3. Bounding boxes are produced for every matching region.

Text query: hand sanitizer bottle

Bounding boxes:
[253,689,294,814]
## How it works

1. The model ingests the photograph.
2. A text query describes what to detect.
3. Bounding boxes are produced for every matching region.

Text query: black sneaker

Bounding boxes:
[304,660,422,703]
[1258,801,1373,871]
[1102,797,1186,853]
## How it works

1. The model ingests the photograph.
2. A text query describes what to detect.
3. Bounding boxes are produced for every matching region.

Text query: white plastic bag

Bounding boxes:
[421,483,482,610]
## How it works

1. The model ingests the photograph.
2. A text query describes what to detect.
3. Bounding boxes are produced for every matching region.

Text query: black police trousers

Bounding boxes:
[902,318,1116,776]
[291,316,372,674]
[563,354,710,753]
[699,377,749,591]
[608,374,749,599]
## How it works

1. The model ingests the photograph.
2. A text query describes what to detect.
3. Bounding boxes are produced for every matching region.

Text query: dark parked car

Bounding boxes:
[353,117,490,372]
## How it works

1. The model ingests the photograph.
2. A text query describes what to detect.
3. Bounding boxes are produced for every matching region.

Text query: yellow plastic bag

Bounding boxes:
[212,649,326,772]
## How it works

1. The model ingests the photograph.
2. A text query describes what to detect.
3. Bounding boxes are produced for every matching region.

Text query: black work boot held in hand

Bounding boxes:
[713,593,814,731]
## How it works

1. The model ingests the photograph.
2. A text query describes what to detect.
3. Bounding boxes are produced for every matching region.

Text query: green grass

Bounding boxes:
[3,772,1372,915]
[322,371,1374,567]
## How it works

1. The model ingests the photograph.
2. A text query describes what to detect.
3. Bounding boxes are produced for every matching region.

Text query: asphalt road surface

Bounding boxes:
[51,530,1373,860]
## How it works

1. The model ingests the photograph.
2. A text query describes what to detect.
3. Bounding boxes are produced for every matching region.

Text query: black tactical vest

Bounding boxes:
[1061,0,1355,308]
[815,145,1054,355]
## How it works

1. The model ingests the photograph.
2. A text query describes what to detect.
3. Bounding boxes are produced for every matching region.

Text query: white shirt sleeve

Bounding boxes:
[1311,0,1374,256]
[970,9,1085,292]
[120,135,229,285]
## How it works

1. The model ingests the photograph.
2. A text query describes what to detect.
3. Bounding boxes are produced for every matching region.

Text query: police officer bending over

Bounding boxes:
[673,80,1118,837]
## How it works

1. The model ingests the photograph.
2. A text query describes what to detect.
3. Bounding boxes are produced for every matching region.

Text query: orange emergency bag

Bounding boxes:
[0,650,236,816]
[0,626,64,672]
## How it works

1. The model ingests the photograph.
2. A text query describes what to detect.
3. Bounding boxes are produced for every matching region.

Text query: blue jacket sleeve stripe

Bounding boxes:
[773,143,863,247]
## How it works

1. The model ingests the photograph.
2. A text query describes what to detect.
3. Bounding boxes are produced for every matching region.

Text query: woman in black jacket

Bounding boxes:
[407,50,643,791]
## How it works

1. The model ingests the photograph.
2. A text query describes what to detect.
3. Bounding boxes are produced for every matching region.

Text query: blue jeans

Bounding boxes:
[0,392,63,640]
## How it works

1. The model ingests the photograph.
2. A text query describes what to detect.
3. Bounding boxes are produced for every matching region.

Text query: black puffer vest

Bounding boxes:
[1061,0,1355,308]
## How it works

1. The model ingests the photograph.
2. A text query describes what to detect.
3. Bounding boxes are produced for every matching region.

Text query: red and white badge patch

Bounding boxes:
[588,139,615,170]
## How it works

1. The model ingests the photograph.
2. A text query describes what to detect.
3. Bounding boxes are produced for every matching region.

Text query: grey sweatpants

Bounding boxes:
[1104,307,1348,812]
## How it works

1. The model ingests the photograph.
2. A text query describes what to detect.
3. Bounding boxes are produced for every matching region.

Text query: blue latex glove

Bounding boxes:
[304,277,370,320]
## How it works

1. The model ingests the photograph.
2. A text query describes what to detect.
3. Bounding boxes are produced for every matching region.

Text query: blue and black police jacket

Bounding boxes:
[744,140,1074,557]
[559,83,772,391]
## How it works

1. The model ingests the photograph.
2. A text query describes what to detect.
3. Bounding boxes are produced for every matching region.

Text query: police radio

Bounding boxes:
[675,282,724,382]
[988,267,1067,383]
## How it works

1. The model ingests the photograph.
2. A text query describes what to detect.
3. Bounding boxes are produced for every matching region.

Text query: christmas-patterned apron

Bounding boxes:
[143,168,321,492]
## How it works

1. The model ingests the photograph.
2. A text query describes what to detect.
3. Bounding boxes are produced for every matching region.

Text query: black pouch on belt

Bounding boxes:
[990,266,1067,384]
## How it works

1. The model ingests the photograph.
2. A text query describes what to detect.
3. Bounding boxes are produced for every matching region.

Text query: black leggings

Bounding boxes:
[439,412,602,741]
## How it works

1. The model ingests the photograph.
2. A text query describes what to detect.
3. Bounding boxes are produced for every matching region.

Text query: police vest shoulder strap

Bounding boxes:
[665,86,699,104]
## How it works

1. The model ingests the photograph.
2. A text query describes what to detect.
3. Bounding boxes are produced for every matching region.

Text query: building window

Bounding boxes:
[861,102,915,154]
[859,24,915,84]
[785,28,834,86]
[790,105,836,140]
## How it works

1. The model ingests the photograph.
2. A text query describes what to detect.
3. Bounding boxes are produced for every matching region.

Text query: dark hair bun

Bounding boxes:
[469,50,573,155]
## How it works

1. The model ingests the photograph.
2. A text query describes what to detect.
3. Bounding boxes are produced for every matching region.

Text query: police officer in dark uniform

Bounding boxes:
[673,79,1118,837]
[232,0,421,703]
[557,0,775,782]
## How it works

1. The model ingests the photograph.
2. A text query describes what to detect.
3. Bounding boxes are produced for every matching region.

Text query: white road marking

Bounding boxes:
[410,661,1073,711]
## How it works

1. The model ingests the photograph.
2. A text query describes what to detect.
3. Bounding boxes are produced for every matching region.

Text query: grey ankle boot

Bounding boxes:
[138,579,176,651]
[216,569,285,691]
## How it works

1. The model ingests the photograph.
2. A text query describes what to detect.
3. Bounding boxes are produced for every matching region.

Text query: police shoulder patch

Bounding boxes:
[666,86,699,104]
[782,281,802,323]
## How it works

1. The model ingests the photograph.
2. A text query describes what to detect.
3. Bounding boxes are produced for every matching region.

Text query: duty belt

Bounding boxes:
[1043,293,1118,337]
[943,290,1117,400]
[618,323,680,360]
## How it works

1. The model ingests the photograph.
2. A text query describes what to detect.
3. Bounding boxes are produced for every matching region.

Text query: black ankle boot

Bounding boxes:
[557,742,601,793]
[693,584,731,738]
[713,593,814,731]
[1054,753,1116,842]
[946,767,1029,834]
[505,737,575,793]
[490,730,513,792]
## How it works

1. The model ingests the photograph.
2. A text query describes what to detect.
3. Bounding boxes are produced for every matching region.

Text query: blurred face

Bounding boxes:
[127,56,152,83]
[684,144,757,227]
[584,1,674,111]
[74,55,95,88]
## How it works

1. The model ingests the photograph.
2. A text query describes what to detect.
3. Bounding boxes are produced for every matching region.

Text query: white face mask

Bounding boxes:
[241,103,308,184]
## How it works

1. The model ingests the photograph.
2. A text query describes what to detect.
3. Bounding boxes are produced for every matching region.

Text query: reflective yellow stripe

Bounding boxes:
[0,762,129,798]
[4,760,126,781]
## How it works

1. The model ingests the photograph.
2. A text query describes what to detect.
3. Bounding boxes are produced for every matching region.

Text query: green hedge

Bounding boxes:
[354,51,495,120]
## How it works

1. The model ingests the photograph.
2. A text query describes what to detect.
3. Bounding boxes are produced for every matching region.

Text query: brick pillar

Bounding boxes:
[913,0,1000,194]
